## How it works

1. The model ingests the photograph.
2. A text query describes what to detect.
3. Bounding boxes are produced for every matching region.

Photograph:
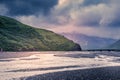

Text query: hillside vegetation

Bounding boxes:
[0,16,81,51]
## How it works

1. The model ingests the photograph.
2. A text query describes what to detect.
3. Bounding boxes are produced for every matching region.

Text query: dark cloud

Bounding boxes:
[15,0,120,28]
[0,0,58,16]
[109,19,120,27]
[108,9,120,27]
[7,0,120,39]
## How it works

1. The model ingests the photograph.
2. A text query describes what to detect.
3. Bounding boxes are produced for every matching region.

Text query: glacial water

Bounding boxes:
[0,51,120,80]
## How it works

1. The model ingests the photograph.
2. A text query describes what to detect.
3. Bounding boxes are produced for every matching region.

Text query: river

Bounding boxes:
[0,51,120,80]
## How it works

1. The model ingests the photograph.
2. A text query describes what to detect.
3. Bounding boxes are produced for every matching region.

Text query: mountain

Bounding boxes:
[108,40,120,50]
[0,16,81,51]
[62,33,117,50]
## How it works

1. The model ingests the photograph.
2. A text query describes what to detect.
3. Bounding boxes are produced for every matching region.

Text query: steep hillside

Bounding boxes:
[0,16,81,51]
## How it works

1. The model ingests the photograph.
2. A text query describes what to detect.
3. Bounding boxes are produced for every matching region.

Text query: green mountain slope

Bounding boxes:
[108,40,120,50]
[0,16,81,51]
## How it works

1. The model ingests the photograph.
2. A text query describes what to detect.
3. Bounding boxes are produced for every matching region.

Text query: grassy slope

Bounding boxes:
[0,16,81,51]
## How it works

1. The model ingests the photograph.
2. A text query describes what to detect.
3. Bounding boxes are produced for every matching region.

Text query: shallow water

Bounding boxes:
[0,51,120,80]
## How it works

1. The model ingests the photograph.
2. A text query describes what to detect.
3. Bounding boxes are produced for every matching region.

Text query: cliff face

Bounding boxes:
[0,16,81,51]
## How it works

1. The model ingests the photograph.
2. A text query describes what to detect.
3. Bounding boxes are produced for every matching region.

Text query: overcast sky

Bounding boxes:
[0,0,120,39]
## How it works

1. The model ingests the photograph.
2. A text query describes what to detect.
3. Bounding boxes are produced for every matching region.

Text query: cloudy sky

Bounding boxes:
[0,0,120,39]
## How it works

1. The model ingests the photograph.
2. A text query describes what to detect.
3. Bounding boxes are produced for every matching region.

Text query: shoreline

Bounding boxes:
[20,66,120,80]
[0,50,120,59]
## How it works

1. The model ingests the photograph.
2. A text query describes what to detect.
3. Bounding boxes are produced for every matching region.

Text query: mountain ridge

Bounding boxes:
[61,32,117,50]
[108,40,120,50]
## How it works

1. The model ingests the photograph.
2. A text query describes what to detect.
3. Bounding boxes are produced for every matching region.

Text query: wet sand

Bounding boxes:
[21,66,120,80]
